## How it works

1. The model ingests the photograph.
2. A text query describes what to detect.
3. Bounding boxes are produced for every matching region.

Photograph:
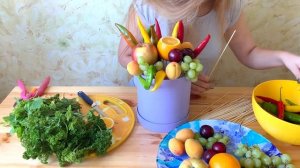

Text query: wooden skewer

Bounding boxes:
[208,29,236,80]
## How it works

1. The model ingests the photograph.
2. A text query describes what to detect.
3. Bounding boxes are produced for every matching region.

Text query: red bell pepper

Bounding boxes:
[193,34,211,57]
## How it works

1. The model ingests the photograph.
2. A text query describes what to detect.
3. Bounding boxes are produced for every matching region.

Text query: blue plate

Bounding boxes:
[156,119,281,168]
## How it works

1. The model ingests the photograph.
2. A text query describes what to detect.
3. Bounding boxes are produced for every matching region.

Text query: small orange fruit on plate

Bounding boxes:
[102,117,114,129]
[209,153,241,168]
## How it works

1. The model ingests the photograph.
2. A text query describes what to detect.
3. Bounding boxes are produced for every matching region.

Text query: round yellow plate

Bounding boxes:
[78,95,135,152]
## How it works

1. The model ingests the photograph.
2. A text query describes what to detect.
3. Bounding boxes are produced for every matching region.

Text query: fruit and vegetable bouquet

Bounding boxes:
[115,17,210,91]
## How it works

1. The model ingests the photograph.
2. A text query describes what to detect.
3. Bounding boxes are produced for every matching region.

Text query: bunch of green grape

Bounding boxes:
[195,132,230,149]
[180,56,203,82]
[137,57,163,76]
[137,57,149,75]
[234,144,295,168]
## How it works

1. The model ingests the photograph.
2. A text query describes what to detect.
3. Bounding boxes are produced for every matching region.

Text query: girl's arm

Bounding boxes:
[226,12,300,79]
[117,8,142,68]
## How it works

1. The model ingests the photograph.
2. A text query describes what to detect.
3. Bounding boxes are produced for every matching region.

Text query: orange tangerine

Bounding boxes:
[157,36,181,61]
[180,41,194,50]
[102,117,114,129]
[209,153,241,168]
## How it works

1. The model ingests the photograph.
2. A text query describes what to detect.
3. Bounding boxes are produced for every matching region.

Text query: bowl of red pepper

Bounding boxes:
[252,80,300,145]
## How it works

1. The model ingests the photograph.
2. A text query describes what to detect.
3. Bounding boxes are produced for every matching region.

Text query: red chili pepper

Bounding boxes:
[193,34,211,57]
[155,18,162,40]
[277,101,285,119]
[277,87,285,119]
[256,96,279,104]
[257,89,285,119]
[177,20,184,43]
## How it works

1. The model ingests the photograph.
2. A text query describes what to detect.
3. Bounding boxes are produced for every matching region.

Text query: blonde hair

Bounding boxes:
[145,0,210,22]
[127,0,233,32]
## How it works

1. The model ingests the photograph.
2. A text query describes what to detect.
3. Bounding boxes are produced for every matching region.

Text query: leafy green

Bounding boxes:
[3,94,112,166]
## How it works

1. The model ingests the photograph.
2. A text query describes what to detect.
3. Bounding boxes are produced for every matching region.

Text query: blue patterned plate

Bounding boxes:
[156,119,281,168]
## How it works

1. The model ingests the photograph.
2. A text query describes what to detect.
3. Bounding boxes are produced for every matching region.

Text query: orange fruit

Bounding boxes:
[157,36,181,61]
[180,42,194,50]
[102,117,114,129]
[209,153,241,168]
[127,61,142,76]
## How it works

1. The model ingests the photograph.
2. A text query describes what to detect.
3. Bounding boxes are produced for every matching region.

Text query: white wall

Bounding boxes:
[1,0,300,101]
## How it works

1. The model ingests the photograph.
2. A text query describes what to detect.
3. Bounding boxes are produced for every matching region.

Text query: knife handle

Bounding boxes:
[78,91,93,106]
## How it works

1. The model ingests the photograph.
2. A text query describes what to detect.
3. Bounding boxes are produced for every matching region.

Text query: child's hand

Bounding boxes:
[280,52,300,80]
[191,74,214,96]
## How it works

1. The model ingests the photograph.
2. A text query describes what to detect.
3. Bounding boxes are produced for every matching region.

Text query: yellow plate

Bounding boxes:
[78,94,135,152]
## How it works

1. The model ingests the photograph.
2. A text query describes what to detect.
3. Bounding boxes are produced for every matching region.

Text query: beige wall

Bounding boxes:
[1,0,300,101]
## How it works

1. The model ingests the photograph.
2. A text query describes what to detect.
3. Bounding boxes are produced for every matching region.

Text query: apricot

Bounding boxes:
[166,62,181,80]
[179,158,208,168]
[175,128,195,142]
[127,61,142,76]
[168,138,185,156]
[185,138,204,159]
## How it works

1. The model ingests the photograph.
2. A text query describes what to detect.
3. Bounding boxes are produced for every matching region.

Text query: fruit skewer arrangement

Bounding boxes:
[115,18,210,91]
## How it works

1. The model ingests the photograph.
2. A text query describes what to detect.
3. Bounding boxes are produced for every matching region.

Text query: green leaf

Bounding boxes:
[66,105,72,121]
[2,94,112,166]
[30,98,43,111]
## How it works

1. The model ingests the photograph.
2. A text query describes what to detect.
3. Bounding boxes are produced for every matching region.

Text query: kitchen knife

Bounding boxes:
[77,91,107,117]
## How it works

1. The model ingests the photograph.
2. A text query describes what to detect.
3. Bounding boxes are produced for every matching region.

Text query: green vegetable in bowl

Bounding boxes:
[3,94,112,166]
[259,102,300,124]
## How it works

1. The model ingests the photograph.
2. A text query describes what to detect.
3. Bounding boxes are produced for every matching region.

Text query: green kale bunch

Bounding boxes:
[3,94,112,166]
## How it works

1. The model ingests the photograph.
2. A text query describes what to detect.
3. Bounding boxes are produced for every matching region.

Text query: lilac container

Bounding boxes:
[134,76,191,133]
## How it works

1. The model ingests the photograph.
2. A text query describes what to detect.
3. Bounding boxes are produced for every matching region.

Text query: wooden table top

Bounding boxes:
[0,86,299,167]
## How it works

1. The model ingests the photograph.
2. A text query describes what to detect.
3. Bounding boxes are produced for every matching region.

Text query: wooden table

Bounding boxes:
[0,86,299,167]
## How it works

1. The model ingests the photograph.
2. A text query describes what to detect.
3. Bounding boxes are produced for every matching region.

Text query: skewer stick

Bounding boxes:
[208,29,236,80]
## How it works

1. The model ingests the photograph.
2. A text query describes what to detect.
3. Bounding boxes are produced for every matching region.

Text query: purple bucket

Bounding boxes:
[134,76,191,133]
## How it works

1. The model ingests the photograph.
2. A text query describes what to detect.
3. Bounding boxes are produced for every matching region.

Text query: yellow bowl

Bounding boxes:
[252,80,300,145]
[157,36,181,61]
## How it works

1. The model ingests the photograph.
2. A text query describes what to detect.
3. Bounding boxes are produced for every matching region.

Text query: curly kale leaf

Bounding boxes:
[3,94,112,166]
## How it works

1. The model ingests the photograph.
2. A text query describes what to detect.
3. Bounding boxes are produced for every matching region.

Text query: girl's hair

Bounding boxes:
[126,0,233,33]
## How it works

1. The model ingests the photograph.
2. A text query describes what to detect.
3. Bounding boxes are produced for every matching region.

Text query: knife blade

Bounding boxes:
[77,91,107,117]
